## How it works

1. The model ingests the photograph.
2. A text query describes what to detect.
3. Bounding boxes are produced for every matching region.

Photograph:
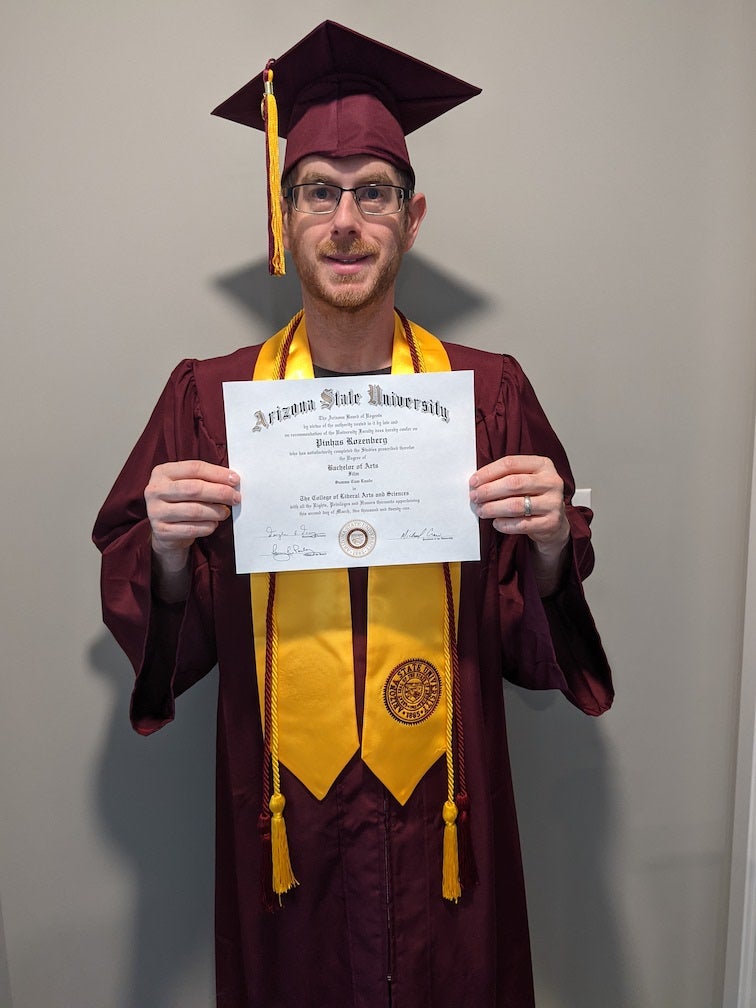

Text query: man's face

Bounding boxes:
[282,155,426,314]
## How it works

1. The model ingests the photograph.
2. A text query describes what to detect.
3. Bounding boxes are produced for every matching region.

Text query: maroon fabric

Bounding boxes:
[281,85,413,181]
[211,21,481,180]
[93,340,613,1007]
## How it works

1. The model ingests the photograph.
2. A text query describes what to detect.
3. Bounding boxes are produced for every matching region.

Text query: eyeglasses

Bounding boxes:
[284,183,413,216]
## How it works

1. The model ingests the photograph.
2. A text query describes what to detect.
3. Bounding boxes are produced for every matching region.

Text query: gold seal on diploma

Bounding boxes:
[338,520,377,558]
[383,659,442,725]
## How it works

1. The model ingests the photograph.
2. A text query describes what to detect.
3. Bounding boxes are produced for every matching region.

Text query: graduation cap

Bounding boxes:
[212,21,481,275]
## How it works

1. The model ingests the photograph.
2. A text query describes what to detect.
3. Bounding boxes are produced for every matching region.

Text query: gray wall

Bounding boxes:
[2,2,755,1006]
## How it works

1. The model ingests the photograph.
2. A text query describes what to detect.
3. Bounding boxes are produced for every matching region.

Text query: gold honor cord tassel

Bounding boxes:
[442,800,461,902]
[269,793,297,897]
[266,573,298,897]
[262,64,285,276]
[441,563,461,902]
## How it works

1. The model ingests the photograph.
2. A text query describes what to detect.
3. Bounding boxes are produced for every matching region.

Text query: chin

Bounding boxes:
[326,284,382,312]
[293,247,404,314]
[299,274,383,313]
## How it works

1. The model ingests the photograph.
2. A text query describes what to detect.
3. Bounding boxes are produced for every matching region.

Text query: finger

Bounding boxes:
[157,478,240,507]
[474,493,541,522]
[153,500,233,525]
[153,460,240,487]
[147,464,241,508]
[152,518,225,543]
[150,498,233,543]
[491,510,570,552]
[470,473,557,507]
[469,455,547,489]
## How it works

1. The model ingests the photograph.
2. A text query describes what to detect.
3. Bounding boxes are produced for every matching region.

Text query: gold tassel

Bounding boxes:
[262,65,286,276]
[265,571,297,898]
[441,565,461,901]
[269,792,298,896]
[442,799,461,902]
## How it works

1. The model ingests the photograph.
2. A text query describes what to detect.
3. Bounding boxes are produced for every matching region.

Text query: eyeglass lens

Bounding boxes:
[291,184,404,215]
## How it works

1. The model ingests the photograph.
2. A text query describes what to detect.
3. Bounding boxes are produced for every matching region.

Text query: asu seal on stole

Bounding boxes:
[383,659,442,725]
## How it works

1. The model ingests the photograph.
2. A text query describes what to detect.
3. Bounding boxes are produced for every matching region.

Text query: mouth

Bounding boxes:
[323,252,374,275]
[328,254,368,264]
[319,240,378,273]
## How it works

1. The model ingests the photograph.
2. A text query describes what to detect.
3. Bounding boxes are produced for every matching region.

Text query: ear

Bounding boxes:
[281,197,292,251]
[402,192,427,253]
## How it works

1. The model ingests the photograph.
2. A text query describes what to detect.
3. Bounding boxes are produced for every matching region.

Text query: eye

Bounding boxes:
[358,185,387,205]
[354,185,400,214]
[296,184,340,212]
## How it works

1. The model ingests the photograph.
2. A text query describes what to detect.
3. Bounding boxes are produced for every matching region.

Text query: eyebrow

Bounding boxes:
[294,170,399,187]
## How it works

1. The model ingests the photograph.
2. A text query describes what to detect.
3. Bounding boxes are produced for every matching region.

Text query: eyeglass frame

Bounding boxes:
[283,182,415,217]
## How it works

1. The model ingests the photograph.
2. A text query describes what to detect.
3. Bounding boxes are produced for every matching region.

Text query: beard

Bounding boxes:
[289,235,405,314]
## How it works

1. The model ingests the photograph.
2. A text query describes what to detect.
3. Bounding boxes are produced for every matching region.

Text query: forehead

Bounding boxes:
[290,155,402,185]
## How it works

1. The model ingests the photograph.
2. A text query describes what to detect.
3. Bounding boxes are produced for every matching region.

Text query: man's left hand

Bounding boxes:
[469,455,571,594]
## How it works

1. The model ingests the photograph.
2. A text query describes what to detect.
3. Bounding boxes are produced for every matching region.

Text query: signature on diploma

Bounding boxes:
[400,527,453,541]
[270,543,328,562]
[265,524,327,541]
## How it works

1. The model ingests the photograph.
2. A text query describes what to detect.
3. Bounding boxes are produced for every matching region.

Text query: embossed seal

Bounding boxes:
[383,658,442,725]
[338,520,376,558]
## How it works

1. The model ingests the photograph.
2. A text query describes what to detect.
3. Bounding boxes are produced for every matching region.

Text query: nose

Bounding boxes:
[330,190,362,234]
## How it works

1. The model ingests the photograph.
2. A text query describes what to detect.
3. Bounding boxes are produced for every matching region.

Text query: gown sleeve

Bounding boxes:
[92,360,223,735]
[478,354,613,716]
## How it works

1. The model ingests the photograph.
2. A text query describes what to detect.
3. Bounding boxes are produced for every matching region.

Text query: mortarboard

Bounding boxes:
[212,21,481,275]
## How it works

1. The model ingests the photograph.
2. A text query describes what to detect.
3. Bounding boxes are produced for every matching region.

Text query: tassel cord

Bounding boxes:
[397,309,424,373]
[441,562,462,902]
[263,569,298,896]
[262,63,286,276]
[445,563,478,889]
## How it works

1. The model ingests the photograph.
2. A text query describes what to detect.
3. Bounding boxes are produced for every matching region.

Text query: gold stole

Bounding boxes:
[251,311,463,900]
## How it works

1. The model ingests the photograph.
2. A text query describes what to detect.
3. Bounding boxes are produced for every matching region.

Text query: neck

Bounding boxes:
[300,294,396,372]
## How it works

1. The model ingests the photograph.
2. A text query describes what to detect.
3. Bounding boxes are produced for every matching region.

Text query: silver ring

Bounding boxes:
[523,495,532,518]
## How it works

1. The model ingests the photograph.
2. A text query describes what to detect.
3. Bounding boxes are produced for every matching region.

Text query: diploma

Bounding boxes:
[223,370,480,573]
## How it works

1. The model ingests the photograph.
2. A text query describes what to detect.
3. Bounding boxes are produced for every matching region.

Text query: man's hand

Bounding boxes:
[145,461,240,601]
[469,455,571,595]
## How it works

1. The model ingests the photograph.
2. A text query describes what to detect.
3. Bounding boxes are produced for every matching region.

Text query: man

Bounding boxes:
[94,21,612,1008]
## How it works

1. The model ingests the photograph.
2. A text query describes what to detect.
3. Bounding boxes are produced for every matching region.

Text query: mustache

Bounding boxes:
[317,239,380,258]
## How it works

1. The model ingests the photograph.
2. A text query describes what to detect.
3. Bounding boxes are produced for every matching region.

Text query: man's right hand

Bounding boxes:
[145,461,240,600]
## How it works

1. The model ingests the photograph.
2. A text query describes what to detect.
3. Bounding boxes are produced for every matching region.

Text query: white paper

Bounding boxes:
[223,370,480,573]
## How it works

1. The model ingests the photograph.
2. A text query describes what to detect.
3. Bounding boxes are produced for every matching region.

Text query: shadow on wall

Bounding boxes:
[505,683,630,1008]
[212,251,489,339]
[89,633,215,1008]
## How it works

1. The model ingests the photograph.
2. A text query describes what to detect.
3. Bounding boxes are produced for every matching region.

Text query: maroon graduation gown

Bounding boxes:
[93,340,613,1008]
